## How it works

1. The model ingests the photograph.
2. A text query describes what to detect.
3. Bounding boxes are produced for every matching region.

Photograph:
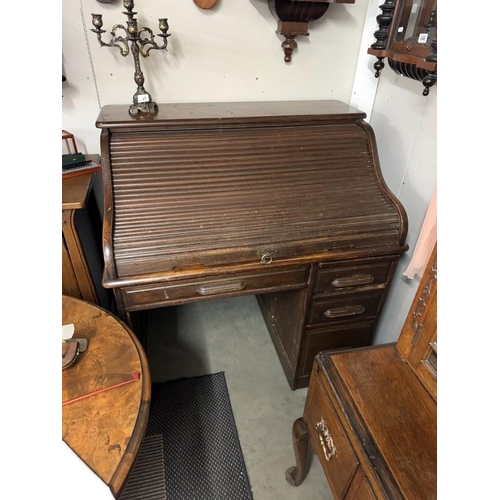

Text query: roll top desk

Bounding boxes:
[96,100,408,389]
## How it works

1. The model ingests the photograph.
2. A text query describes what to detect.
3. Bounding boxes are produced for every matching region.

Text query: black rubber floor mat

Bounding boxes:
[120,434,167,500]
[120,372,253,500]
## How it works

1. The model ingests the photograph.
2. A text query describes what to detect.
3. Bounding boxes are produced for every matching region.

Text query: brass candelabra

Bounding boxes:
[90,0,170,115]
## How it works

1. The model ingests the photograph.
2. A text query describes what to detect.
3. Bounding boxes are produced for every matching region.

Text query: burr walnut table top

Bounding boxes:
[62,295,151,498]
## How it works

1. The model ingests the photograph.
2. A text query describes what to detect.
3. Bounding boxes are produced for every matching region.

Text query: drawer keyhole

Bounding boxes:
[260,253,273,264]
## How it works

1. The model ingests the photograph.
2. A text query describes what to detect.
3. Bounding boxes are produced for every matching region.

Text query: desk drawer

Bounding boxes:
[308,289,384,326]
[299,322,373,377]
[122,266,309,310]
[305,369,359,499]
[315,258,394,294]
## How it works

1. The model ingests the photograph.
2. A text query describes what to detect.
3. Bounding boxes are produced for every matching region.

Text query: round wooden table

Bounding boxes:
[62,295,151,498]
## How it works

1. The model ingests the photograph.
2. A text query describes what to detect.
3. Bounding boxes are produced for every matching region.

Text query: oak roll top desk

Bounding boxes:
[96,100,408,389]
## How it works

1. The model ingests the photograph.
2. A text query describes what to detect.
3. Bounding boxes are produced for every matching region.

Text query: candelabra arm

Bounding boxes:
[110,24,130,56]
[138,27,169,57]
[92,24,130,56]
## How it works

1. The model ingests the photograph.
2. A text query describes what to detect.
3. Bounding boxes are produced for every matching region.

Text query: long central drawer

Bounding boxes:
[121,265,309,310]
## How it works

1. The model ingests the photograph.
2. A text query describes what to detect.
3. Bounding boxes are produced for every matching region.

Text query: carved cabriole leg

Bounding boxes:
[286,417,310,486]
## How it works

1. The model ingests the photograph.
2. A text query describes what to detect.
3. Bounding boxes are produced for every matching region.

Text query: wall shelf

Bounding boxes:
[267,0,355,63]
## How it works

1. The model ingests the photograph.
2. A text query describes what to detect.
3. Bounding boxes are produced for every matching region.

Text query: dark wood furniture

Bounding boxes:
[268,0,355,62]
[62,295,151,498]
[62,169,113,309]
[96,100,408,389]
[367,0,437,96]
[62,172,100,303]
[286,244,437,498]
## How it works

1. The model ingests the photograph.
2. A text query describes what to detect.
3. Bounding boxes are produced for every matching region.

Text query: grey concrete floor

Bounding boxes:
[145,294,333,500]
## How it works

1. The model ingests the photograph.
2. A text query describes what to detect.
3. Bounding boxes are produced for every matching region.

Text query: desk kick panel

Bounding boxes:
[109,124,400,276]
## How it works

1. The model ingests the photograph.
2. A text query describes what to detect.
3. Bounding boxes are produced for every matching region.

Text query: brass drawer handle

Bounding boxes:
[323,305,365,319]
[331,274,374,288]
[196,280,247,296]
[315,418,336,461]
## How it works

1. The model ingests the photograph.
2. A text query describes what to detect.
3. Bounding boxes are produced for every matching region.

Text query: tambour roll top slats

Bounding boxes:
[97,101,407,278]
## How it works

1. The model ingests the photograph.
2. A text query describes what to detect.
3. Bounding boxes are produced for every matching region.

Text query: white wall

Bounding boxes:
[369,72,437,344]
[62,0,102,153]
[345,0,437,345]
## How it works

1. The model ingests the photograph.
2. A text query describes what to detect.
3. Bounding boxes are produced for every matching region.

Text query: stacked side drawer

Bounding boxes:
[297,256,398,380]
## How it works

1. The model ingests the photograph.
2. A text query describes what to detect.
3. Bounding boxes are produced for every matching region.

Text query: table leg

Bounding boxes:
[286,417,310,486]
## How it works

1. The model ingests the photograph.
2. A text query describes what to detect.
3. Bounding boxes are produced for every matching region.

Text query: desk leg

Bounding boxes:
[129,311,148,351]
[286,417,310,486]
[113,289,148,348]
[113,289,132,325]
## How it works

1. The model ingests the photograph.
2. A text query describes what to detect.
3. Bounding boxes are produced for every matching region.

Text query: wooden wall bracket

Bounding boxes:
[276,21,309,63]
[268,0,355,63]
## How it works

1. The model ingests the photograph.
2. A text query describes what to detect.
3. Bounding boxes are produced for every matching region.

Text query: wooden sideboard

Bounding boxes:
[95,100,408,389]
[286,244,437,498]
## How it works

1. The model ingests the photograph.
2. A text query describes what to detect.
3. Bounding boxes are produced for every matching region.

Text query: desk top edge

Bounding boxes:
[96,100,367,129]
